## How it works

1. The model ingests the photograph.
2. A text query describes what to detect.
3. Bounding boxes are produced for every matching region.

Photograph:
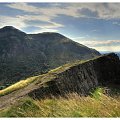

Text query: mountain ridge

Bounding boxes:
[0,26,100,87]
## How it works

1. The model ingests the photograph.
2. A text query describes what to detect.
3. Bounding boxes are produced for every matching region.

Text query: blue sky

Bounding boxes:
[0,3,120,52]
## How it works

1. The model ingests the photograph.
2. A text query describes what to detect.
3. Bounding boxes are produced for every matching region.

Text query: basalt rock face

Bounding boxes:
[28,53,120,98]
[0,26,100,86]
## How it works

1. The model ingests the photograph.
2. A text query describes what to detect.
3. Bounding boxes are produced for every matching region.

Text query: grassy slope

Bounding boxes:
[0,88,120,117]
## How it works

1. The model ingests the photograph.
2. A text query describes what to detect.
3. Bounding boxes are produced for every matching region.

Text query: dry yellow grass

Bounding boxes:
[0,92,120,117]
[0,76,39,96]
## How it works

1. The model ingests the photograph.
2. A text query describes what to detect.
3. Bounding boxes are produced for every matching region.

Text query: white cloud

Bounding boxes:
[29,28,58,34]
[18,14,64,29]
[40,22,63,29]
[7,3,80,18]
[7,3,40,13]
[93,46,120,52]
[3,3,120,32]
[0,3,65,31]
[113,22,120,26]
[0,14,60,33]
[5,3,120,20]
[72,3,120,19]
[0,14,64,32]
[1,3,120,52]
[1,3,120,39]
[71,36,86,40]
[77,40,120,47]
[73,39,120,52]
[72,34,120,52]
[0,15,26,29]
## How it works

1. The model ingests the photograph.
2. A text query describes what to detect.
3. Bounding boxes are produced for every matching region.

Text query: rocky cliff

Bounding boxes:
[0,53,119,109]
[28,53,120,98]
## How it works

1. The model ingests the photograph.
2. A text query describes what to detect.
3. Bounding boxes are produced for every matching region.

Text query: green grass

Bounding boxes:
[0,91,120,117]
[90,87,103,100]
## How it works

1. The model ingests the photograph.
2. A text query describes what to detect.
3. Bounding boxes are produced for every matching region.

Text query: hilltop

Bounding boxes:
[0,26,100,87]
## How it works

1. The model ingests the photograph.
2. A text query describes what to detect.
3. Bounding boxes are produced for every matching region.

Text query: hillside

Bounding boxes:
[0,53,119,110]
[0,26,100,87]
[0,92,120,117]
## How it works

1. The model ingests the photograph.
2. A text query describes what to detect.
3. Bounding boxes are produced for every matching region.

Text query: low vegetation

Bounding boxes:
[0,76,39,96]
[0,88,120,117]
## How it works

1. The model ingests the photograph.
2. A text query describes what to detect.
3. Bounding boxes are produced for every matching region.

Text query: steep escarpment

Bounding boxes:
[0,53,119,109]
[0,26,100,86]
[28,53,120,98]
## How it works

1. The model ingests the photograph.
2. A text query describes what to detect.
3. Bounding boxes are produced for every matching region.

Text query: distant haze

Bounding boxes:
[100,51,120,58]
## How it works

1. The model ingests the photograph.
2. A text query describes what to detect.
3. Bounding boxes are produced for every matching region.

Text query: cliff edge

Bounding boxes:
[0,53,120,109]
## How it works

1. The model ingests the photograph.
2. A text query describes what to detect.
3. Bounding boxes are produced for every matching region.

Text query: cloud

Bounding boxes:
[76,39,120,47]
[4,3,120,33]
[70,3,120,19]
[0,14,63,33]
[93,46,120,52]
[0,4,64,32]
[113,22,120,26]
[79,8,98,18]
[24,19,64,29]
[30,28,58,34]
[7,3,40,13]
[72,34,120,52]
[0,15,26,29]
[0,3,66,32]
[73,39,120,52]
[7,3,120,21]
[7,3,80,18]
[72,36,86,40]
[23,25,59,34]
[1,3,120,52]
[91,29,98,32]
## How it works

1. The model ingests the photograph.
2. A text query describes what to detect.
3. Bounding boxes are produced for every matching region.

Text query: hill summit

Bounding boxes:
[0,26,100,86]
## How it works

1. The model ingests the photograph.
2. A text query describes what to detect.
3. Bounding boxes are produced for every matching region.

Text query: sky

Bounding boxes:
[0,3,120,52]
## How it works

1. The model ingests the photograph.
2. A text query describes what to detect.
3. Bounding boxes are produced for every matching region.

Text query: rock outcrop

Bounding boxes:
[28,53,120,98]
